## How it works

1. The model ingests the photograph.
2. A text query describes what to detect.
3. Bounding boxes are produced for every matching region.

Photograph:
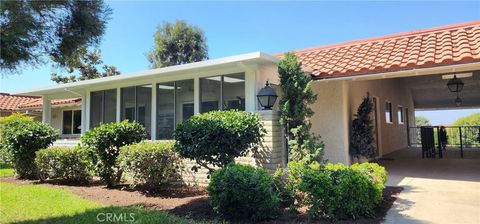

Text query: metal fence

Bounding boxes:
[409,126,480,158]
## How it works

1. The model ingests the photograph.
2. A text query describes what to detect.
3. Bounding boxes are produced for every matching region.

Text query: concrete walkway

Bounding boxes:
[378,148,480,224]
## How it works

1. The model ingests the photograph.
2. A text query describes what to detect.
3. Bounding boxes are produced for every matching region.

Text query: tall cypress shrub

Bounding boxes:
[350,93,376,159]
[278,52,324,163]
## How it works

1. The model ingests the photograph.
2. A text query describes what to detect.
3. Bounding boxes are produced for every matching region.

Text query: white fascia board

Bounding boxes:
[14,52,278,96]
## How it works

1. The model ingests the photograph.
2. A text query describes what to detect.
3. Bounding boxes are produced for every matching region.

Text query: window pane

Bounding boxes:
[136,85,152,137]
[200,76,221,113]
[73,110,82,134]
[121,87,136,121]
[104,89,117,123]
[90,91,103,128]
[176,79,194,124]
[157,82,175,140]
[398,106,404,123]
[62,110,72,134]
[223,73,245,110]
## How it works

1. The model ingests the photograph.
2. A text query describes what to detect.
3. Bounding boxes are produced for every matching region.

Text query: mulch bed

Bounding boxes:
[0,176,402,223]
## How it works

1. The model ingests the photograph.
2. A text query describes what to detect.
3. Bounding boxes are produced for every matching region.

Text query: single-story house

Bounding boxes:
[13,21,480,167]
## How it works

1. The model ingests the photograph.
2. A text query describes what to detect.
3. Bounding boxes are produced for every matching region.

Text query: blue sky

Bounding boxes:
[1,1,479,123]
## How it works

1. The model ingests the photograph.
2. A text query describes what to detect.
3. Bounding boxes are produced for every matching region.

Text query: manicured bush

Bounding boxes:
[285,161,387,220]
[118,141,182,191]
[0,145,13,167]
[35,147,93,182]
[351,162,387,203]
[208,164,279,221]
[0,113,59,179]
[81,120,146,187]
[174,110,265,175]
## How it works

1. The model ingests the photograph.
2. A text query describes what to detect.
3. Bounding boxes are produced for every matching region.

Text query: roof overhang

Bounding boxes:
[14,52,278,97]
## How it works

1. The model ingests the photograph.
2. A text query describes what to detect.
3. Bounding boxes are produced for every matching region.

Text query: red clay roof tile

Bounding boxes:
[278,20,480,79]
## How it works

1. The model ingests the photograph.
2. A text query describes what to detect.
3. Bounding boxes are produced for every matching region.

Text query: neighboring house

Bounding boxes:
[14,21,480,166]
[0,93,81,138]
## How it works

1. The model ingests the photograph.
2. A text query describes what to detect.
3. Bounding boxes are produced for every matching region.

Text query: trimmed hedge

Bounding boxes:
[81,120,146,187]
[283,162,387,220]
[118,141,182,191]
[208,164,280,221]
[0,113,59,179]
[174,110,265,174]
[35,147,93,183]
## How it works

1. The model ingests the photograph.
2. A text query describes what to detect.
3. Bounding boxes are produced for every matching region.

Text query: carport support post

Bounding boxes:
[437,126,443,158]
[41,96,51,124]
[459,127,463,158]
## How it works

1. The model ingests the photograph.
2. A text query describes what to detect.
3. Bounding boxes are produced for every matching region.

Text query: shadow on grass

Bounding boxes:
[14,206,207,224]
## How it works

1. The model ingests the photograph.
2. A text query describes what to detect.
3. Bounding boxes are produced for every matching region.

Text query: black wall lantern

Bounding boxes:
[447,74,465,107]
[257,81,278,110]
[447,75,464,93]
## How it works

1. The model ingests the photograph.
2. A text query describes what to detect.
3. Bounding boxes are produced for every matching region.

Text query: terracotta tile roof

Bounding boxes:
[18,98,82,109]
[280,21,480,79]
[0,93,39,111]
[0,93,81,111]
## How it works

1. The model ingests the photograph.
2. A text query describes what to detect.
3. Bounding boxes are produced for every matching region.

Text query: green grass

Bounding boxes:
[0,182,216,224]
[0,167,14,177]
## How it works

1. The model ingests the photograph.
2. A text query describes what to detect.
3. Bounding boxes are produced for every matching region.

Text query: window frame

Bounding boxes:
[200,73,245,113]
[385,101,393,124]
[397,105,404,125]
[90,89,117,128]
[62,109,82,135]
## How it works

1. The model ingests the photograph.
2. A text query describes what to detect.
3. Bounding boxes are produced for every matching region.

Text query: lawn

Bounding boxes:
[0,167,14,177]
[0,182,212,224]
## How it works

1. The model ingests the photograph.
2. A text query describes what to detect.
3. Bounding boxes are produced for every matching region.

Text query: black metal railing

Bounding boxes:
[409,126,480,158]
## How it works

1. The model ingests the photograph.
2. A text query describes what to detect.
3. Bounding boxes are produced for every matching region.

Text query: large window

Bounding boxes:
[385,101,393,123]
[63,110,81,134]
[156,79,194,140]
[121,85,152,137]
[200,73,245,113]
[398,105,404,124]
[90,89,117,128]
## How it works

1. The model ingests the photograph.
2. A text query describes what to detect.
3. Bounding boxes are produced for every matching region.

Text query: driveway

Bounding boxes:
[378,148,480,224]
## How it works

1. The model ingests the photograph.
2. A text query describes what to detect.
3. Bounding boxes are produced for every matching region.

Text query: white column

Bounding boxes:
[245,69,257,112]
[116,87,121,122]
[194,77,200,114]
[82,91,92,132]
[41,96,51,124]
[81,94,87,133]
[151,83,157,140]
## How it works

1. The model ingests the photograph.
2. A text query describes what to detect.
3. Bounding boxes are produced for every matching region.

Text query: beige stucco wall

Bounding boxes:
[310,80,351,164]
[347,78,414,157]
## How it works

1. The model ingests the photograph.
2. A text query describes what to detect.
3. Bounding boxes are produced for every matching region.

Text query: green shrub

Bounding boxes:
[208,164,279,221]
[81,120,146,187]
[351,162,387,203]
[0,145,13,167]
[118,141,182,191]
[0,114,59,179]
[174,110,265,175]
[35,147,93,182]
[287,161,387,220]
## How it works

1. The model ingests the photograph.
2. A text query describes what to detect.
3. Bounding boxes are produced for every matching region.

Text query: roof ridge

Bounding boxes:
[287,20,480,54]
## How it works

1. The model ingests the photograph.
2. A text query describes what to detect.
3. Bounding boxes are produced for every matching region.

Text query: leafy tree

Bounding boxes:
[448,113,480,147]
[147,20,208,68]
[51,48,120,83]
[278,52,324,163]
[1,0,111,73]
[415,116,431,127]
[350,93,376,159]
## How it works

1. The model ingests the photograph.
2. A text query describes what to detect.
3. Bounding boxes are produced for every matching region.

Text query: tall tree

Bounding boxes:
[51,48,120,83]
[278,52,324,163]
[415,116,431,127]
[1,0,111,74]
[350,93,376,159]
[147,20,208,68]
